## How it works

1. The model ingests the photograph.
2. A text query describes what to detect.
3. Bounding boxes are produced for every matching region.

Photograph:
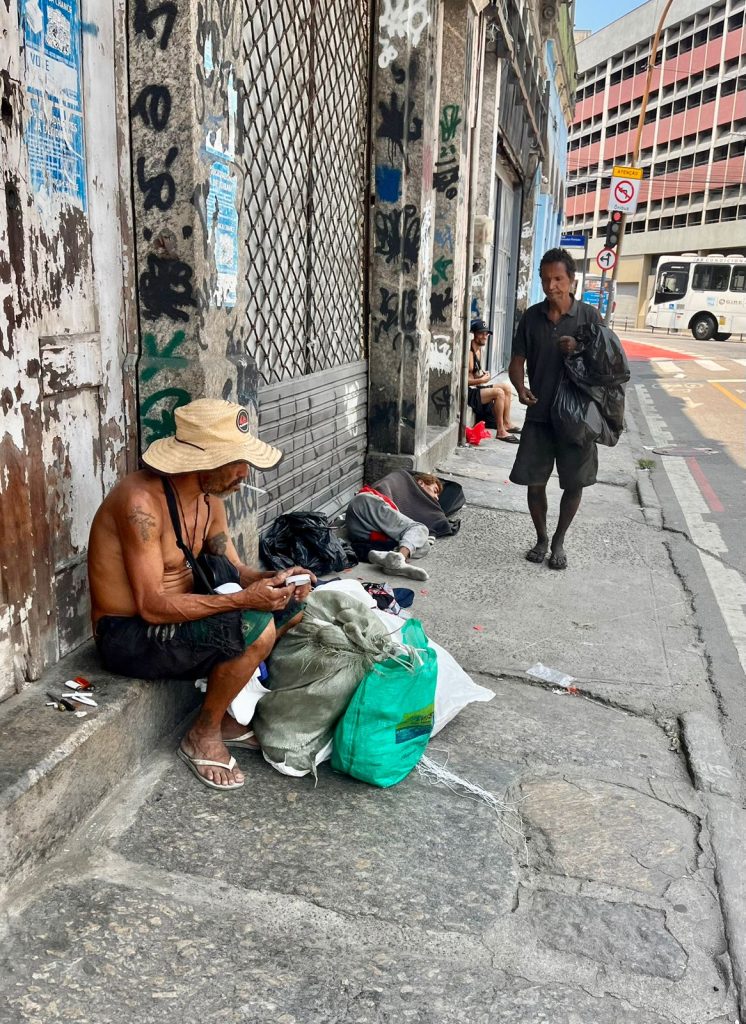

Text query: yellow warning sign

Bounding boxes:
[612,165,644,180]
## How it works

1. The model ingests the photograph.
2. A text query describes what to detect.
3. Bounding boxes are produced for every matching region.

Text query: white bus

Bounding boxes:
[645,253,746,341]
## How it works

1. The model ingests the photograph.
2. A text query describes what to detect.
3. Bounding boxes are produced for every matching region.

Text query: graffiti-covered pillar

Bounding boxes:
[427,0,478,427]
[471,46,498,324]
[366,0,442,480]
[127,0,259,560]
[516,170,539,320]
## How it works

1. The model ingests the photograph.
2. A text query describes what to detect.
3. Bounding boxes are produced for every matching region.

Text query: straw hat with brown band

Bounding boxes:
[142,399,282,474]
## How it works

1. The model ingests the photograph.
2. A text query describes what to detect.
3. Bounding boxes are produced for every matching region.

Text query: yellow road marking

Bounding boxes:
[709,381,746,410]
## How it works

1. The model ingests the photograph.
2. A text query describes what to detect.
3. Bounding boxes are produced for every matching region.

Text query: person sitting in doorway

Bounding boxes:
[467,319,521,443]
[88,398,315,792]
[345,473,443,582]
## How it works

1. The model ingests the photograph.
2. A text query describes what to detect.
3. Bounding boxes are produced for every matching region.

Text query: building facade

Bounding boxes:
[565,0,746,324]
[527,4,577,307]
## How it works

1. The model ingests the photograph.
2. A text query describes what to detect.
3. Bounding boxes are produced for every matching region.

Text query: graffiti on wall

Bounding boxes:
[377,0,430,68]
[372,46,425,359]
[373,204,420,271]
[373,286,417,352]
[130,0,195,442]
[430,100,461,324]
[376,92,422,167]
[130,0,248,446]
[428,100,463,422]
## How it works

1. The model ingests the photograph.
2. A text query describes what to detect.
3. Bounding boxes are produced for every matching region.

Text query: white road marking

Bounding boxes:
[733,358,746,367]
[636,384,746,678]
[651,359,684,375]
[695,359,726,372]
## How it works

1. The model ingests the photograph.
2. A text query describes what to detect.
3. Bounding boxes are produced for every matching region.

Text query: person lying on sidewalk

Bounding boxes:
[344,474,443,581]
[468,319,521,443]
[88,398,315,792]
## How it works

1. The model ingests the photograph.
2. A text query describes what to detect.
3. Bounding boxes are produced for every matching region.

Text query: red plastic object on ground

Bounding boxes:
[465,421,491,446]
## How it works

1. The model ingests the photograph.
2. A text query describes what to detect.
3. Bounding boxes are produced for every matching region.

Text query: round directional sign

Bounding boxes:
[596,247,617,271]
[614,180,635,204]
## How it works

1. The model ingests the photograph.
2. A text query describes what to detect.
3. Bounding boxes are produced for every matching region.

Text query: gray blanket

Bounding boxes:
[372,470,455,537]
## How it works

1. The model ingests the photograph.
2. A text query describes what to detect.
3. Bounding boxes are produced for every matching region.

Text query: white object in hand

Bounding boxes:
[285,573,311,586]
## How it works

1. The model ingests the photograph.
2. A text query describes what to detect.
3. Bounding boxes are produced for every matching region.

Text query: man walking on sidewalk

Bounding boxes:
[508,248,602,570]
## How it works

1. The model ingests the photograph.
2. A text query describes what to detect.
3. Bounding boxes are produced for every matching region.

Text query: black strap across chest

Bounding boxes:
[161,477,216,594]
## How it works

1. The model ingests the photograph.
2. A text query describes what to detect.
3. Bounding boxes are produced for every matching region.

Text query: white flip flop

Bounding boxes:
[224,730,261,750]
[177,747,245,791]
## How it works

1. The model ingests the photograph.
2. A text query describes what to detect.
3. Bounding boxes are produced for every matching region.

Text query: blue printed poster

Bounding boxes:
[207,159,238,308]
[20,0,87,211]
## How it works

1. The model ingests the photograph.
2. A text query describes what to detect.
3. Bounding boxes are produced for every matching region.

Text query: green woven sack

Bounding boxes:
[331,618,437,788]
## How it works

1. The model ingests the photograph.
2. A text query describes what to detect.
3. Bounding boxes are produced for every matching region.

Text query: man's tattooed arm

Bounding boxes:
[126,506,157,542]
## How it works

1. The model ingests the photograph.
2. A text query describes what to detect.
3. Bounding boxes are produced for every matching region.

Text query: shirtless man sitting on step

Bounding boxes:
[88,398,314,792]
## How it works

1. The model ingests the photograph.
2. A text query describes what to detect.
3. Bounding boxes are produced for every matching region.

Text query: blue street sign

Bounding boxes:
[583,290,609,314]
[561,234,585,247]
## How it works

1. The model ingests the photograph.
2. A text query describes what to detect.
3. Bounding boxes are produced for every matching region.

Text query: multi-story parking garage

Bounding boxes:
[564,0,746,326]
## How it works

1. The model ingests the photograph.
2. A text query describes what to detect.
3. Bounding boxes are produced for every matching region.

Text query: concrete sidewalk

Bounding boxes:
[1,410,743,1024]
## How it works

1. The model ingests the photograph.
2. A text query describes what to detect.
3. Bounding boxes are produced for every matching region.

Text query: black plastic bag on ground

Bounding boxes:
[260,511,354,575]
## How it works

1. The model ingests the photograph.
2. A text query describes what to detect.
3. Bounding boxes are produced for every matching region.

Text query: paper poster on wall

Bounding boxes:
[20,0,88,212]
[207,159,238,308]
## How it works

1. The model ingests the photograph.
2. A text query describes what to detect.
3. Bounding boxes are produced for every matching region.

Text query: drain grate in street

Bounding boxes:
[652,446,720,456]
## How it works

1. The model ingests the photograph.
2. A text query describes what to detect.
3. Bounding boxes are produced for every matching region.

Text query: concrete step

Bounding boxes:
[0,640,198,896]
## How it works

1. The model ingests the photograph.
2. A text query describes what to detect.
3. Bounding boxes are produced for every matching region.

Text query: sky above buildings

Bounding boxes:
[574,0,647,34]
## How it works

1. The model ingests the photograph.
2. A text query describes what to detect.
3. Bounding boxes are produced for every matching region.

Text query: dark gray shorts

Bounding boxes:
[509,421,597,490]
[95,603,302,681]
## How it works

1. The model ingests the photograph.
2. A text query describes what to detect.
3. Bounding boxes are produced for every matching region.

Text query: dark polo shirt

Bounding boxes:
[512,297,602,423]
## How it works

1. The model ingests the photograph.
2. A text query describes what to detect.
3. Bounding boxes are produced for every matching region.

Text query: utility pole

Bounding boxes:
[603,0,674,326]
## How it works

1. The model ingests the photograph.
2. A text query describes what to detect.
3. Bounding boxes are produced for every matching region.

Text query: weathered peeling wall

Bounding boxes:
[128,0,259,563]
[1,0,136,692]
[367,0,442,477]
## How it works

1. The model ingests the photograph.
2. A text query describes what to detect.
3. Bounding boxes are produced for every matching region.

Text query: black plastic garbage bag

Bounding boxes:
[551,376,618,448]
[551,322,629,447]
[260,512,355,575]
[571,321,630,387]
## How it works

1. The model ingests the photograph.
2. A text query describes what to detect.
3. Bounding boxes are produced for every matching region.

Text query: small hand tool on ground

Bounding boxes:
[46,692,77,711]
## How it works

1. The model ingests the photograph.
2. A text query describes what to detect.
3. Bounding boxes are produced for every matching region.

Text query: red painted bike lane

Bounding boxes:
[621,339,694,361]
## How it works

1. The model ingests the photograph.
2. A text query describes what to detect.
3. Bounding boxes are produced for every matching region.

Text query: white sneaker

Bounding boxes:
[369,549,429,581]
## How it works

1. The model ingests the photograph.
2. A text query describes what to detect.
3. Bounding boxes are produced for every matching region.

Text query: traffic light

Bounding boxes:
[604,211,623,249]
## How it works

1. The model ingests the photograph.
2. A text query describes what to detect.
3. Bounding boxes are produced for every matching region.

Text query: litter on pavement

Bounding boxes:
[526,662,576,688]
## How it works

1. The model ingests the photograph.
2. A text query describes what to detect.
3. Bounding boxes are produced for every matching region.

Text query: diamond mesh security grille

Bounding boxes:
[241,0,369,386]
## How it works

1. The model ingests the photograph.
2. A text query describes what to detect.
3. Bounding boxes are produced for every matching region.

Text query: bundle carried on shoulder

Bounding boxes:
[252,590,400,776]
[551,322,630,447]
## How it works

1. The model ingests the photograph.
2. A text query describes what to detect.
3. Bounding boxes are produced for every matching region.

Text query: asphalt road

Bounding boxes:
[623,329,746,799]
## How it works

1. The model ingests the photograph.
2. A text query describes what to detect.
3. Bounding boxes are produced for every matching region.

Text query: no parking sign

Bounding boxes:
[608,165,643,215]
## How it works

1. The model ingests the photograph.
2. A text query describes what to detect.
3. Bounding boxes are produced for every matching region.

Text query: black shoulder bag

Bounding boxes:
[161,478,240,595]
